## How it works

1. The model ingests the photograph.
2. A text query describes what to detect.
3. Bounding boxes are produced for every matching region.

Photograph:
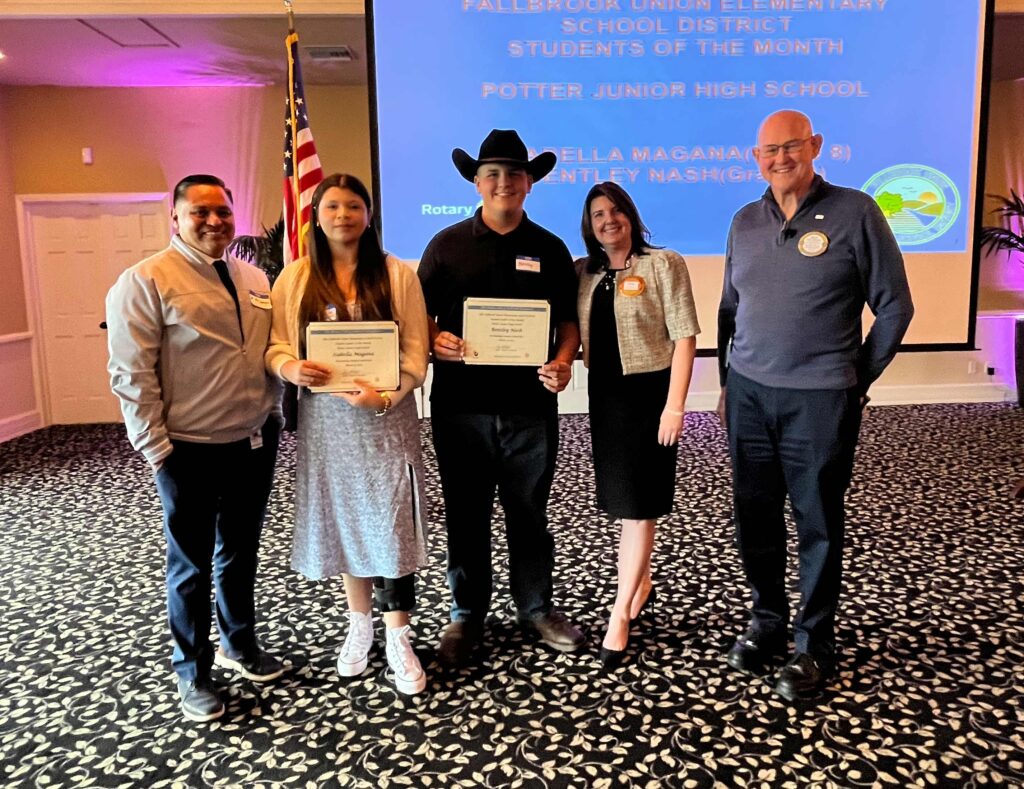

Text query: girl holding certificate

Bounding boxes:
[266,174,431,695]
[576,182,700,670]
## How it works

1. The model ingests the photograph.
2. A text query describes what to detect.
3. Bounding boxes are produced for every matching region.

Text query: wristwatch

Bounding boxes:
[375,391,392,417]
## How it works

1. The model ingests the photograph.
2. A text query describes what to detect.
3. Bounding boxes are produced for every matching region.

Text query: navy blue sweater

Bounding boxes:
[718,176,914,393]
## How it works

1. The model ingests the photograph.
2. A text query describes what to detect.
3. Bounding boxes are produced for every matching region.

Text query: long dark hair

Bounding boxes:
[300,173,393,327]
[580,181,659,273]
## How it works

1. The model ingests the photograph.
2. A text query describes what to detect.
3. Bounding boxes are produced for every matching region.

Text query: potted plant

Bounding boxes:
[229,218,286,286]
[978,190,1024,409]
[229,219,298,429]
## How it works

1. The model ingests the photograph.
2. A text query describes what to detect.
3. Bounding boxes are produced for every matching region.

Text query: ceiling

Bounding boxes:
[0,15,367,87]
[1,12,1023,88]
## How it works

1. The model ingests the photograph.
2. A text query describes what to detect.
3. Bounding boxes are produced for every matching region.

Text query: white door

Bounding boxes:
[25,198,168,424]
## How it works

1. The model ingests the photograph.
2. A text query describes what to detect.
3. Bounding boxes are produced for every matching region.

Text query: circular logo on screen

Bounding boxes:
[861,165,960,246]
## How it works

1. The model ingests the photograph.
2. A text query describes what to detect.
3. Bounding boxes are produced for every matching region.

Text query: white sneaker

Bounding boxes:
[337,610,374,677]
[385,625,427,695]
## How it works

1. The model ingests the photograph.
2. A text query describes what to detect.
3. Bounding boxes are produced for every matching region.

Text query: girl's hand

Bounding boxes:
[281,359,332,388]
[331,378,388,410]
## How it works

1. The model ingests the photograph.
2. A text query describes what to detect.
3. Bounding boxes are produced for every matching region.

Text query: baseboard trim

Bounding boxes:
[675,385,1015,413]
[0,411,43,443]
[685,392,723,413]
[866,383,1016,405]
[425,384,1018,417]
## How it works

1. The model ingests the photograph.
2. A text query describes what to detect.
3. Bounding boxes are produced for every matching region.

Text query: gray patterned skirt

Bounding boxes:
[292,391,427,580]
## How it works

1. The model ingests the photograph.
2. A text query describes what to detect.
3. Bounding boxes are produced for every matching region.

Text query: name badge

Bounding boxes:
[249,290,272,310]
[798,231,829,257]
[249,428,263,450]
[619,275,646,296]
[515,256,541,273]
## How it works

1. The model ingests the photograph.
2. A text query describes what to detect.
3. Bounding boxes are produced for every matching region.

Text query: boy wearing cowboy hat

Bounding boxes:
[418,129,585,668]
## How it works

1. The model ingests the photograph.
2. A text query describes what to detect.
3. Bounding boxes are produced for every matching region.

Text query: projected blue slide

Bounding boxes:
[369,0,983,261]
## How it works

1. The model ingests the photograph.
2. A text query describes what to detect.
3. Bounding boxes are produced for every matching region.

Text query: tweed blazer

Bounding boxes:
[577,248,700,375]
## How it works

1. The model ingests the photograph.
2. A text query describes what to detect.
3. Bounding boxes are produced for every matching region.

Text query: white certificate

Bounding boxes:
[462,297,551,366]
[305,321,400,392]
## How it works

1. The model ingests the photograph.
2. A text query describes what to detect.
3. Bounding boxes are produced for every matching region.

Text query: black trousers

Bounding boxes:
[725,371,862,665]
[154,417,279,680]
[431,412,558,622]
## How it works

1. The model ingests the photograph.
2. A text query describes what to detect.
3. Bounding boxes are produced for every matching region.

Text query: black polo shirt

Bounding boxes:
[418,209,578,416]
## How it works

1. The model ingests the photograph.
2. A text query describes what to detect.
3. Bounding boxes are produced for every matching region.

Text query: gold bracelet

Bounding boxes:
[375,391,392,417]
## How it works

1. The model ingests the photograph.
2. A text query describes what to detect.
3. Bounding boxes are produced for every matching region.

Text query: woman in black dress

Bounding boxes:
[577,182,699,668]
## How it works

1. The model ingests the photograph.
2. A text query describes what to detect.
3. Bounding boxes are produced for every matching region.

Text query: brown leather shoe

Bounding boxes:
[436,620,482,669]
[519,610,585,653]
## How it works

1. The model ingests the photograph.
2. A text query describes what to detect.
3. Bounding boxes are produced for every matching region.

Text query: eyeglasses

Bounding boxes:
[757,137,813,158]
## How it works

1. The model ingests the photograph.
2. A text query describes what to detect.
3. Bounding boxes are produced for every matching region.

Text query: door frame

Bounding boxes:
[15,192,169,426]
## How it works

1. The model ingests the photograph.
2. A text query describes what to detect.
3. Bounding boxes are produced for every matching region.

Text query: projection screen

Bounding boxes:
[367,0,992,351]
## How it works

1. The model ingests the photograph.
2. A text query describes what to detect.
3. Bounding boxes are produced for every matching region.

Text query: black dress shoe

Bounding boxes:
[598,644,626,671]
[436,620,482,669]
[725,629,787,675]
[774,652,831,701]
[629,585,656,624]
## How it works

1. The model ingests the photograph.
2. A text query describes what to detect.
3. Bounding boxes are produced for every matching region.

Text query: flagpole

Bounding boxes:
[285,0,295,34]
[285,0,302,255]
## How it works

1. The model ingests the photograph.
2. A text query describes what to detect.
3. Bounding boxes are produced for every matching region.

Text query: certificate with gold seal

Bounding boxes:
[462,297,551,366]
[305,321,400,392]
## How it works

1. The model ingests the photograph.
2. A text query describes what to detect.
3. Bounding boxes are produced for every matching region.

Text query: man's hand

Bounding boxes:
[716,387,727,426]
[151,451,171,475]
[281,359,332,388]
[433,331,465,362]
[538,360,572,393]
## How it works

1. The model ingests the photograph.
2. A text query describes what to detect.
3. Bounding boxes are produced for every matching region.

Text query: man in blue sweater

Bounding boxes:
[718,110,914,700]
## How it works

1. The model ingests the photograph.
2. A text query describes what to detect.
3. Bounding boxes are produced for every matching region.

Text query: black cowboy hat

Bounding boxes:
[452,129,557,182]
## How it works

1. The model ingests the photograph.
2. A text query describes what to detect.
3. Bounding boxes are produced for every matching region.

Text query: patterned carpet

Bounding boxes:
[0,404,1022,788]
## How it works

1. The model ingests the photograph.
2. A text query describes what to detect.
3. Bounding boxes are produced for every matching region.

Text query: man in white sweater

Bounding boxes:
[106,174,283,722]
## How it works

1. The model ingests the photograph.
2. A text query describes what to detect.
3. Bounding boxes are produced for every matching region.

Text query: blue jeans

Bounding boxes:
[431,412,558,623]
[154,418,279,680]
[726,371,862,665]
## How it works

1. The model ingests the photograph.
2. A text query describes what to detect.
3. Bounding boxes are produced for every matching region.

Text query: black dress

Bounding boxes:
[587,269,677,519]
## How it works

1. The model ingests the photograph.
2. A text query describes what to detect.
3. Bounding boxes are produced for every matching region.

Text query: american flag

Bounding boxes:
[283,30,323,263]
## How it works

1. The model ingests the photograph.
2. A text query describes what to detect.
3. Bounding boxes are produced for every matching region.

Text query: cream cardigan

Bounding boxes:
[265,255,430,403]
